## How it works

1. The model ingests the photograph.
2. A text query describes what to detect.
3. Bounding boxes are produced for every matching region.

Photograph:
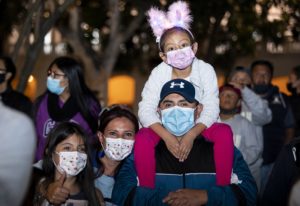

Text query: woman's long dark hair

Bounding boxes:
[42,122,101,205]
[48,56,100,133]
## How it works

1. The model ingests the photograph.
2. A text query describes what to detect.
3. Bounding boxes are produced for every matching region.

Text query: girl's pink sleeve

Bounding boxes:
[134,128,160,188]
[202,123,234,185]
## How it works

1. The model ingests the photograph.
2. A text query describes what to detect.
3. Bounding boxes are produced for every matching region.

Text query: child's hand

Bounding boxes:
[46,172,69,204]
[165,135,180,159]
[178,135,194,162]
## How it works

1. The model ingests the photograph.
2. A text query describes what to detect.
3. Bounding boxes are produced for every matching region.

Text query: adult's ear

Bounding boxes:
[192,42,198,55]
[5,72,12,82]
[157,107,162,119]
[236,99,242,108]
[195,103,203,120]
[159,52,167,63]
[97,131,104,145]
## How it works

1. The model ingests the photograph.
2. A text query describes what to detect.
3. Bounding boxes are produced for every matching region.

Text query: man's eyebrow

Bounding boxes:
[178,99,188,103]
[161,99,173,104]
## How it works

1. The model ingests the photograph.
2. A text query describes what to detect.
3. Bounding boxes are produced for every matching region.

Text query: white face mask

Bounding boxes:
[53,151,87,176]
[103,137,134,161]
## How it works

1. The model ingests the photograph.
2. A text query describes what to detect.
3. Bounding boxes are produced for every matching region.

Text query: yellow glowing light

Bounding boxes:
[28,75,34,83]
[108,75,135,106]
[25,75,37,101]
[272,76,289,95]
[217,74,225,87]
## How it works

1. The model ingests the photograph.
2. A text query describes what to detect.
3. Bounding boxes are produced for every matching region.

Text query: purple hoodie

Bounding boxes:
[35,94,101,161]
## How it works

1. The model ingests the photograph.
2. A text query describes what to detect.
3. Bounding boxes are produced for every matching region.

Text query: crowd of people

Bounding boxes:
[1,1,300,206]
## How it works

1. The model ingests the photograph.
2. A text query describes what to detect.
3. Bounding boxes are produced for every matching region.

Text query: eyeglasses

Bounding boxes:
[47,70,66,79]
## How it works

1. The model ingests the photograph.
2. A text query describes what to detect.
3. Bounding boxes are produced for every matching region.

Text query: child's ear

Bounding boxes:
[159,52,167,63]
[192,42,198,54]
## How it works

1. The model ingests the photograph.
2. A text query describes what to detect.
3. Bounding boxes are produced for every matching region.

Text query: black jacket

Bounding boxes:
[1,87,33,118]
[262,85,295,164]
[261,137,300,206]
[289,94,300,137]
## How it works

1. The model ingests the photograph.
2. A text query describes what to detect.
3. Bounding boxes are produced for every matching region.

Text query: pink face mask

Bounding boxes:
[166,46,195,70]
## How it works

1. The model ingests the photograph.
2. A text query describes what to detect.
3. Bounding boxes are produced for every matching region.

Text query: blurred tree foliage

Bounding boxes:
[0,0,299,93]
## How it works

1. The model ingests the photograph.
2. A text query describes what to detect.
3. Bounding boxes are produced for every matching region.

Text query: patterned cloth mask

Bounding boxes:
[103,137,134,161]
[54,151,87,176]
[161,106,195,136]
[47,76,66,95]
[166,46,195,70]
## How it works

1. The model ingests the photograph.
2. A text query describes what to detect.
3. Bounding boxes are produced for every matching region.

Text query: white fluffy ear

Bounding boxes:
[147,7,170,42]
[167,1,192,29]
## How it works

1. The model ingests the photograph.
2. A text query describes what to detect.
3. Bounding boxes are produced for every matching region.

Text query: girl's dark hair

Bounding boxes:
[0,56,17,86]
[159,27,194,52]
[292,65,300,79]
[98,105,139,133]
[48,56,100,133]
[42,122,100,205]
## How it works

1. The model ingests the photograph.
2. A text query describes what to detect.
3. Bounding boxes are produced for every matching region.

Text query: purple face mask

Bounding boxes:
[166,46,195,70]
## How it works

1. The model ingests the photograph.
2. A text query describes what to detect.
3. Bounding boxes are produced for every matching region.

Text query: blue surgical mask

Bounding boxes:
[161,106,195,137]
[47,76,66,95]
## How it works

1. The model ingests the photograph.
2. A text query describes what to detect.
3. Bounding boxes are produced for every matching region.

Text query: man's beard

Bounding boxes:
[220,107,239,115]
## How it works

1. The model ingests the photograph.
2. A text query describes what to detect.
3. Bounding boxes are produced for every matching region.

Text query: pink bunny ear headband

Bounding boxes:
[147,1,194,45]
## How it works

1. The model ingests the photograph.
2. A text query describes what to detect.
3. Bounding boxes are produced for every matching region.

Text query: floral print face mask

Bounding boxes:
[54,151,87,176]
[103,137,134,161]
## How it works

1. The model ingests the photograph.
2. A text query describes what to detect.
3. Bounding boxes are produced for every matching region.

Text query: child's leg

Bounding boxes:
[134,128,160,188]
[202,123,234,185]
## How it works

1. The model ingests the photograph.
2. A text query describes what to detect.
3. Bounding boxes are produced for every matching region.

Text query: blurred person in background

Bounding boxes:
[0,99,35,206]
[0,56,33,117]
[261,137,300,206]
[34,56,101,161]
[251,59,295,195]
[289,178,300,206]
[219,84,261,188]
[287,65,300,137]
[227,66,272,190]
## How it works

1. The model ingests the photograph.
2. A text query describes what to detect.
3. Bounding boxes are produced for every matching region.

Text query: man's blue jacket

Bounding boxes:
[112,137,257,206]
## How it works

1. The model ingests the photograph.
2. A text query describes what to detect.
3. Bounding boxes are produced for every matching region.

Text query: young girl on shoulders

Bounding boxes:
[136,1,234,188]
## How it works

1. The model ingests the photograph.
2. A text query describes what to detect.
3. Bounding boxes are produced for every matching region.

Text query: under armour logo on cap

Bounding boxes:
[159,79,197,103]
[170,81,185,88]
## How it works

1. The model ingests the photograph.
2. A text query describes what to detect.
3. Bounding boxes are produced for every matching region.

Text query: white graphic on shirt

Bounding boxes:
[43,119,56,138]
